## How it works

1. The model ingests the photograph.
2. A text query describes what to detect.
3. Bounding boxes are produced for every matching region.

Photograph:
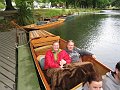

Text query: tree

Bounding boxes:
[15,0,34,25]
[92,0,97,8]
[97,0,110,8]
[111,0,120,8]
[5,0,15,10]
[0,1,5,9]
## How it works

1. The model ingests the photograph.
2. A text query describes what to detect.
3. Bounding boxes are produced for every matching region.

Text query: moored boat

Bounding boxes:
[29,30,111,90]
[23,18,65,31]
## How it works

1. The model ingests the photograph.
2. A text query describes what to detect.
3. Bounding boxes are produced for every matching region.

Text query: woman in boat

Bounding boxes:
[44,40,71,69]
[83,72,103,90]
[65,40,95,62]
[102,61,120,90]
[44,40,72,89]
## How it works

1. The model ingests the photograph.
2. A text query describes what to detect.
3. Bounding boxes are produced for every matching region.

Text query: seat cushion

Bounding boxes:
[37,55,45,70]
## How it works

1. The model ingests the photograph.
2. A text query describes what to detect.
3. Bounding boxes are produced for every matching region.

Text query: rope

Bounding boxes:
[10,21,29,33]
[16,39,32,48]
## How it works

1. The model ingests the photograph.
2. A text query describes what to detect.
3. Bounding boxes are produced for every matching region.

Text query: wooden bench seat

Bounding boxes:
[35,45,52,55]
[31,36,60,48]
[29,30,55,39]
[31,33,60,55]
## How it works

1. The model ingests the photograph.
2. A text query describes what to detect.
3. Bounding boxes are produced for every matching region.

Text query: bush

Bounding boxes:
[15,0,35,25]
[0,2,5,10]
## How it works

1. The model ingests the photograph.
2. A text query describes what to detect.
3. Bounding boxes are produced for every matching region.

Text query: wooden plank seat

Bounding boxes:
[30,30,55,40]
[31,36,60,48]
[35,45,52,55]
[32,35,60,57]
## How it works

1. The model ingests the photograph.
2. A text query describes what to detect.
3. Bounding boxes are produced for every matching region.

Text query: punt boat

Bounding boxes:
[29,30,111,90]
[23,18,65,31]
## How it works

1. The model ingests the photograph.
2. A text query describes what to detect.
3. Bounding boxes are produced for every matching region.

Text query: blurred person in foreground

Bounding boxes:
[103,61,120,90]
[83,72,103,90]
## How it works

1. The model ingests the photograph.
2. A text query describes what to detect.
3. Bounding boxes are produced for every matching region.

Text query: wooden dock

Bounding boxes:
[17,30,40,90]
[0,29,16,90]
[0,29,40,90]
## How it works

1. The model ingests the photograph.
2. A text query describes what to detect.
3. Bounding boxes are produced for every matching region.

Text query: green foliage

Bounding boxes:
[0,2,5,9]
[111,0,120,8]
[34,8,99,20]
[15,0,34,25]
[0,0,4,2]
[97,0,110,8]
[35,9,75,18]
[21,0,120,9]
[0,19,13,32]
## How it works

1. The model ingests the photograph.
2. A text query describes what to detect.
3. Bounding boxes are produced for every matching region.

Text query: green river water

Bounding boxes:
[49,10,120,70]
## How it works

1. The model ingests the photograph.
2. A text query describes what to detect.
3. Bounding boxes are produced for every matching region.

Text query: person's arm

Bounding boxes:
[102,80,111,90]
[62,50,71,64]
[75,47,93,56]
[44,50,59,69]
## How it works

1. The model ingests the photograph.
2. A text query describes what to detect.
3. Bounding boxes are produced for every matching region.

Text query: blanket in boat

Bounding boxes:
[45,62,95,90]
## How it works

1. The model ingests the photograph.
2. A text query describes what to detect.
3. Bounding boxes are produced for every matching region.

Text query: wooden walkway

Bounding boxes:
[0,29,40,90]
[0,29,16,90]
[17,30,40,90]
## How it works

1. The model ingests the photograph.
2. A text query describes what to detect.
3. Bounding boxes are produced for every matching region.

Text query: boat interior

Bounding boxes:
[29,30,111,90]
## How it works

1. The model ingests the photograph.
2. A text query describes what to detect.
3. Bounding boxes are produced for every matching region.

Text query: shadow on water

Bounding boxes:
[49,11,120,70]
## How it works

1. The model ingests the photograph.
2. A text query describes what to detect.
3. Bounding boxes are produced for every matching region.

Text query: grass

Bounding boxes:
[0,17,13,32]
[34,8,100,19]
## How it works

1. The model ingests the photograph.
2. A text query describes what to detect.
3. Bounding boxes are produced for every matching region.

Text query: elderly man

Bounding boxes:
[65,40,95,62]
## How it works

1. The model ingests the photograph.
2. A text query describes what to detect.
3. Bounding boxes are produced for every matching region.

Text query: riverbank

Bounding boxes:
[0,8,100,32]
[34,8,100,19]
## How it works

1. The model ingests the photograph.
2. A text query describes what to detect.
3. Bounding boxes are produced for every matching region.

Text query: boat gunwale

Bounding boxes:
[23,18,65,30]
[30,42,51,90]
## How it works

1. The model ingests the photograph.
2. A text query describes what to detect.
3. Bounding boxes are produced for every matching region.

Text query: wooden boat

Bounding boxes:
[29,30,112,90]
[23,18,65,31]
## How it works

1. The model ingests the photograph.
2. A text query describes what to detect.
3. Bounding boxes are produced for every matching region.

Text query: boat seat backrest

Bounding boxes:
[32,36,60,55]
[35,45,52,55]
[31,36,60,48]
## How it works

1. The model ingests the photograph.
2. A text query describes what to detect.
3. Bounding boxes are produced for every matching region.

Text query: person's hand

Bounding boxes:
[92,55,96,59]
[60,59,66,68]
[60,65,64,69]
[60,59,66,65]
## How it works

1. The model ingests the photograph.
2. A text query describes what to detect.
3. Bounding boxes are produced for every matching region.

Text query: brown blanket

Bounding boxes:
[45,62,96,90]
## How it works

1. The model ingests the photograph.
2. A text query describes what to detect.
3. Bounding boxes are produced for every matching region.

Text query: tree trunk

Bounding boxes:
[92,0,96,8]
[5,0,15,10]
[65,1,69,9]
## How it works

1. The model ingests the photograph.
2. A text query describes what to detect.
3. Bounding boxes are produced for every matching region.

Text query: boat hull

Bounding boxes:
[23,18,65,31]
[29,30,111,90]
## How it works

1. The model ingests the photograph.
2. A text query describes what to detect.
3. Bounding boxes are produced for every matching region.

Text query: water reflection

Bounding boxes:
[49,11,120,70]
